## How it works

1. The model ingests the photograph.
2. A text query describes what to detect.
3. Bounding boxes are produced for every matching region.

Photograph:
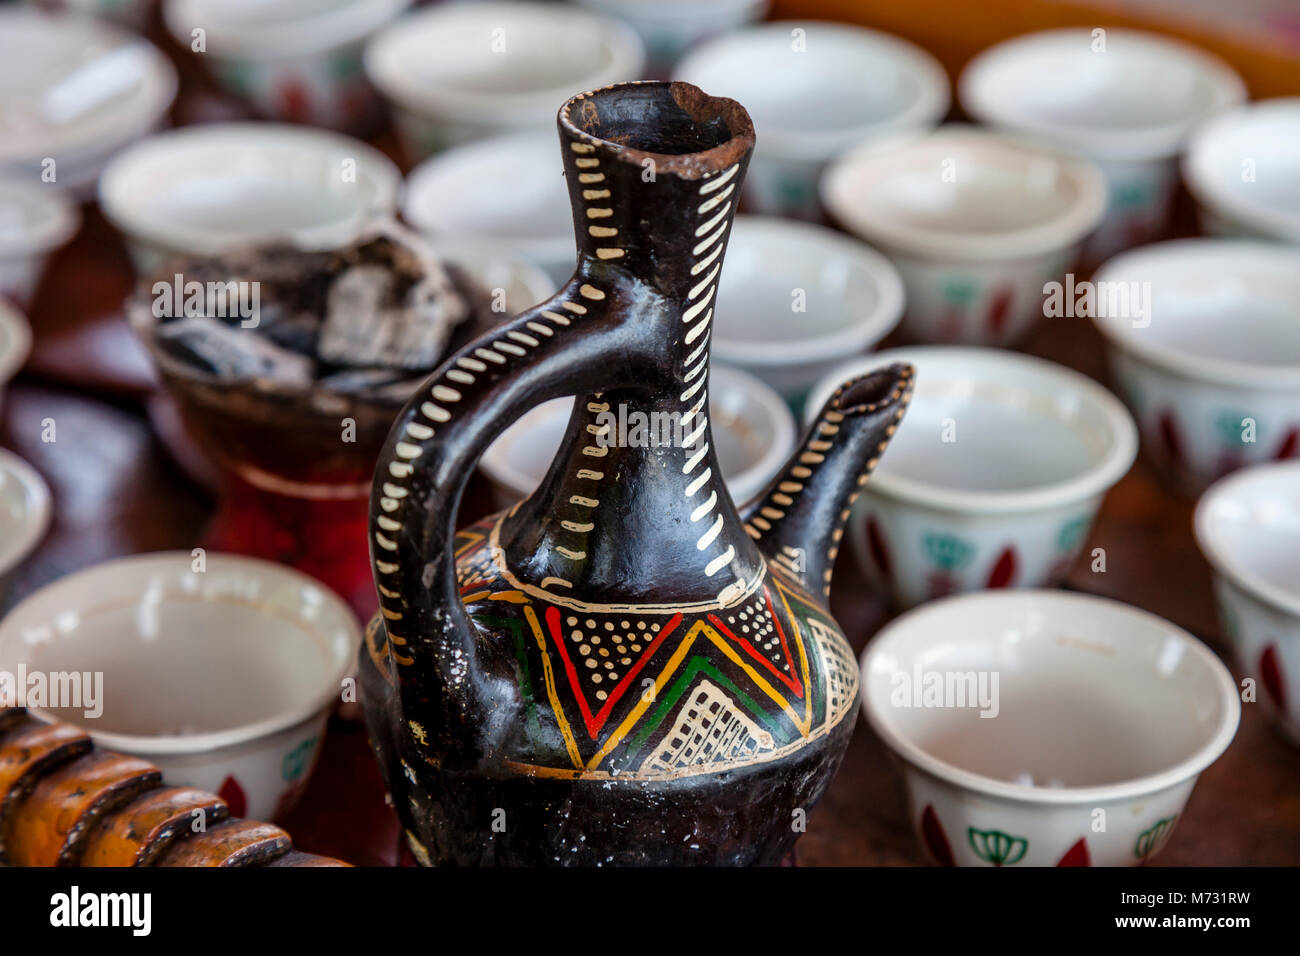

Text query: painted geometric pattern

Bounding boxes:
[447,516,858,781]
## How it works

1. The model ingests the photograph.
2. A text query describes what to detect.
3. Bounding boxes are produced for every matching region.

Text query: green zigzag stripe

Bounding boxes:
[472,614,542,741]
[625,656,783,760]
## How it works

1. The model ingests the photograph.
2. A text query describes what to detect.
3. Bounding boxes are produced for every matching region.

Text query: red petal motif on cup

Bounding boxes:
[987,286,1014,339]
[218,775,247,818]
[1261,644,1287,713]
[987,547,1017,589]
[278,80,312,124]
[1275,428,1299,461]
[866,515,893,584]
[921,804,955,867]
[1056,838,1090,867]
[1158,411,1184,470]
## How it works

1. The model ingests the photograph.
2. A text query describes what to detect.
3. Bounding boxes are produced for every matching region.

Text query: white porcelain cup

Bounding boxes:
[0,449,51,602]
[98,122,401,274]
[675,21,949,219]
[480,365,795,511]
[0,180,80,308]
[960,27,1245,264]
[822,126,1107,346]
[1183,98,1300,244]
[164,0,413,131]
[366,1,645,161]
[807,346,1137,609]
[0,552,361,821]
[711,215,902,411]
[1091,239,1300,496]
[0,300,33,420]
[403,131,576,287]
[861,590,1240,866]
[1196,461,1300,747]
[0,8,178,198]
[576,0,769,76]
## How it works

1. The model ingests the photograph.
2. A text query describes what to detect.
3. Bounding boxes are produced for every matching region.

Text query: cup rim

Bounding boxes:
[164,0,414,60]
[0,448,51,580]
[1091,238,1300,389]
[859,589,1242,805]
[0,181,82,259]
[98,121,401,258]
[673,20,950,160]
[0,551,361,755]
[806,345,1138,514]
[364,1,645,125]
[480,365,796,507]
[0,299,33,391]
[821,125,1108,262]
[1194,459,1300,619]
[959,27,1246,162]
[711,215,904,365]
[1182,97,1300,243]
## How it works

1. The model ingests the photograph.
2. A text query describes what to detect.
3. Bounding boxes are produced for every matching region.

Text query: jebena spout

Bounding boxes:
[743,363,916,596]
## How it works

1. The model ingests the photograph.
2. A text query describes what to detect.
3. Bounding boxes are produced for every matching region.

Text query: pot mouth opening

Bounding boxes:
[560,81,755,179]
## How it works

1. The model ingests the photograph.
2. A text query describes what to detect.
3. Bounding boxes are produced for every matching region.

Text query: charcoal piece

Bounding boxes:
[155,316,315,385]
[316,224,470,371]
[260,309,321,355]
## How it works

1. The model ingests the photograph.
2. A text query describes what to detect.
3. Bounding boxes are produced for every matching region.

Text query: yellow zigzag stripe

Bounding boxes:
[524,604,583,771]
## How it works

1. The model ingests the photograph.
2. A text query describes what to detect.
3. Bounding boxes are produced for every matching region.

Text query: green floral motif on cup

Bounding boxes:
[1057,515,1091,553]
[1214,410,1255,447]
[923,532,975,572]
[941,278,979,307]
[1113,180,1153,210]
[1134,815,1177,860]
[968,827,1028,866]
[282,736,320,783]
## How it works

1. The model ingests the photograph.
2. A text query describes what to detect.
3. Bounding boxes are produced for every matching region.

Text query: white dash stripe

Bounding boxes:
[680,373,707,403]
[690,490,718,523]
[688,264,721,300]
[686,468,712,496]
[682,285,714,323]
[420,402,450,422]
[690,239,725,275]
[694,203,731,238]
[704,546,736,577]
[696,514,724,550]
[698,182,735,214]
[496,341,526,356]
[405,422,433,440]
[447,370,474,385]
[699,164,739,194]
[684,308,713,345]
[682,441,709,474]
[692,221,729,256]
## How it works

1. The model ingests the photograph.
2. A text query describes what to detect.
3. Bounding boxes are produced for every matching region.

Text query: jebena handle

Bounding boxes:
[368,278,632,765]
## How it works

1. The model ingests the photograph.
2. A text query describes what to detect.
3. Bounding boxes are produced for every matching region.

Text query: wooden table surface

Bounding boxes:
[2,18,1297,866]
